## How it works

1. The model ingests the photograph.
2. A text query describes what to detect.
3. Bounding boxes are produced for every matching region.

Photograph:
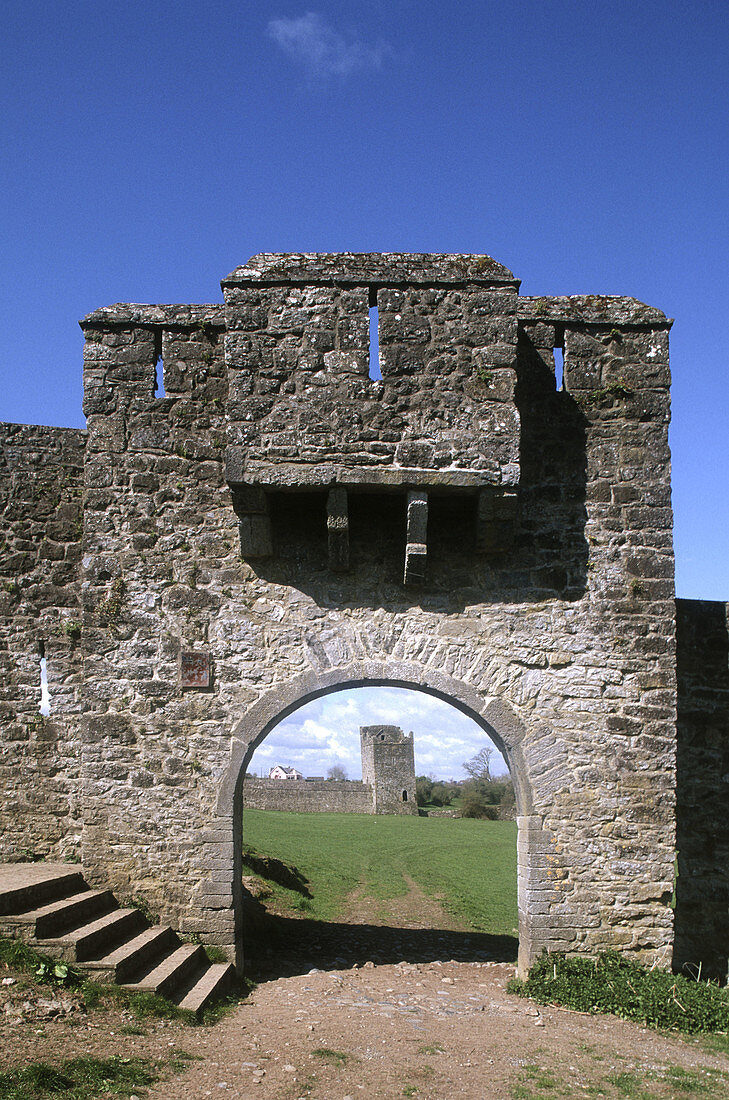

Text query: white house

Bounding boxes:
[268,765,303,780]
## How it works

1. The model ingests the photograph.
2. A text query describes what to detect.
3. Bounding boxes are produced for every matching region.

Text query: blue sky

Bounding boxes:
[4,2,727,776]
[248,687,509,781]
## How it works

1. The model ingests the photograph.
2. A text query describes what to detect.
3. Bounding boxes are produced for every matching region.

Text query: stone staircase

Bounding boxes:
[0,864,235,1015]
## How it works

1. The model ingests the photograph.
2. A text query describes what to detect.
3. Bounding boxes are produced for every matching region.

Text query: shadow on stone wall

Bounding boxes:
[244,336,588,611]
[674,599,729,982]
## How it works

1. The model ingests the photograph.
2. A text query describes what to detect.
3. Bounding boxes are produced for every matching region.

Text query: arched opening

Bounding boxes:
[217,664,538,980]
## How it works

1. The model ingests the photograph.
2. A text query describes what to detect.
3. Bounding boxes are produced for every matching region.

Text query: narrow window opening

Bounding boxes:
[402,789,408,802]
[155,357,166,397]
[368,295,381,381]
[554,345,564,392]
[38,641,50,716]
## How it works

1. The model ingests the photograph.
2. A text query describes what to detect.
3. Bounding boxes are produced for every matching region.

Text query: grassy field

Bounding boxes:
[242,809,518,937]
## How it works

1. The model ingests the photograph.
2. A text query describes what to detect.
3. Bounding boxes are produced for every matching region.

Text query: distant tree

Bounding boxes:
[461,746,515,819]
[431,783,456,807]
[460,790,499,819]
[463,746,494,782]
[327,764,347,781]
[415,775,433,806]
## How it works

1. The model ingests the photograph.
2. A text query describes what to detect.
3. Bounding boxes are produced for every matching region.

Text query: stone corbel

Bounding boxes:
[327,486,349,572]
[404,490,428,585]
[233,485,272,559]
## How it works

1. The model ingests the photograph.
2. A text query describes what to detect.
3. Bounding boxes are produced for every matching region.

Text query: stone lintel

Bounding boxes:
[327,486,349,572]
[226,454,516,492]
[80,304,226,331]
[404,491,428,586]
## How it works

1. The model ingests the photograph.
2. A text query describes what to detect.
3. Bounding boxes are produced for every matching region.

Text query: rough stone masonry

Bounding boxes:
[0,253,727,979]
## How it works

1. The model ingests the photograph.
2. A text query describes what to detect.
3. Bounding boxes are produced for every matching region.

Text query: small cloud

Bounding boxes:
[267,12,389,76]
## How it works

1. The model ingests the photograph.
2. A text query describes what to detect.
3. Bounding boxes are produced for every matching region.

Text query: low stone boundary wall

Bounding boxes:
[243,778,374,814]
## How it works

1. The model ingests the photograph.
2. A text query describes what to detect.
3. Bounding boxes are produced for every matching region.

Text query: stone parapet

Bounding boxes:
[223,252,519,287]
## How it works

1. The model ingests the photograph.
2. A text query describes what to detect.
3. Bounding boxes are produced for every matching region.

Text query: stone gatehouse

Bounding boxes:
[1,253,727,979]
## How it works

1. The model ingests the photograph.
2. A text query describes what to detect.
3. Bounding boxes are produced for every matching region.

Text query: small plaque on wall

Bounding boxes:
[179,651,210,689]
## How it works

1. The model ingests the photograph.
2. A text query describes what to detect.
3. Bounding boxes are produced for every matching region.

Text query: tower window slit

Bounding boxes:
[554,345,564,391]
[368,291,381,381]
[154,329,166,397]
[38,640,50,716]
[155,357,166,397]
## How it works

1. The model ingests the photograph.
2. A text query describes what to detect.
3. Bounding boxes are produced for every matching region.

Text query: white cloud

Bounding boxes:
[249,686,508,780]
[267,12,389,76]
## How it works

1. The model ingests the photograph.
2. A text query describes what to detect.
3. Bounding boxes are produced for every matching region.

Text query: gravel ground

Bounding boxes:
[2,886,727,1099]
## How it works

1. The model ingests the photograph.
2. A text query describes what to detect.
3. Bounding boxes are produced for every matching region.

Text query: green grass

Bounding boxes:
[312,1047,351,1066]
[512,1063,567,1096]
[242,808,517,934]
[0,1056,162,1100]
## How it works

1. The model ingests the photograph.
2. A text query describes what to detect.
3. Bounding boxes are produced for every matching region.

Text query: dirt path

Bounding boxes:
[141,960,728,1100]
[3,887,728,1099]
[340,874,468,932]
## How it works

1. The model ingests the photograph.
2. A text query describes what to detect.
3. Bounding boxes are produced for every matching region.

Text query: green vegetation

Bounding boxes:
[0,933,239,1025]
[0,1056,162,1100]
[312,1048,351,1067]
[242,808,517,935]
[415,747,516,819]
[583,380,635,408]
[512,1063,566,1097]
[510,1058,729,1099]
[0,936,78,988]
[508,951,729,1034]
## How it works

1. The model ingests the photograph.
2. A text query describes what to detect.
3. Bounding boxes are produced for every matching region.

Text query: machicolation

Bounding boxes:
[1,253,727,980]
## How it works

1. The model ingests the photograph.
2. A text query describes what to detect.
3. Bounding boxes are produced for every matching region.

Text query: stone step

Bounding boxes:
[0,864,235,1015]
[79,924,179,983]
[123,943,208,1000]
[2,889,116,940]
[39,906,148,962]
[174,961,235,1015]
[0,864,86,917]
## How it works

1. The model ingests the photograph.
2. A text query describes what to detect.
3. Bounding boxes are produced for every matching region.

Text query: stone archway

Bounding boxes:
[215,661,546,975]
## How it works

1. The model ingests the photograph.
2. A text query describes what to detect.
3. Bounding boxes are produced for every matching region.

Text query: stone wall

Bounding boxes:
[242,778,373,814]
[78,303,232,936]
[0,423,86,860]
[0,255,685,976]
[674,599,729,981]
